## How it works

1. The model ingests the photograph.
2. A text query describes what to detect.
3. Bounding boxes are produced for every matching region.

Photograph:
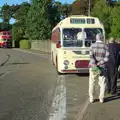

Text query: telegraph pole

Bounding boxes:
[88,0,91,16]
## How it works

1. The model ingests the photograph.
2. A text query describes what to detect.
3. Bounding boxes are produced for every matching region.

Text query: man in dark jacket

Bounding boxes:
[106,38,120,95]
[117,41,120,78]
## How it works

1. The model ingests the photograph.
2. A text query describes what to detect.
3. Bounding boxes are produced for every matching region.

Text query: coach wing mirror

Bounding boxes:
[56,41,61,48]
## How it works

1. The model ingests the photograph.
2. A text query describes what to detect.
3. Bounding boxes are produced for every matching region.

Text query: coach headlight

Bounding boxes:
[63,60,69,65]
[64,65,68,69]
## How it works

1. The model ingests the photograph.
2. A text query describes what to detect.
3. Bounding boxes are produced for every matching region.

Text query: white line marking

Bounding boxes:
[49,75,66,120]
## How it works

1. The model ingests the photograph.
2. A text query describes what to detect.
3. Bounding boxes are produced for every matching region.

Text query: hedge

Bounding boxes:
[20,40,31,49]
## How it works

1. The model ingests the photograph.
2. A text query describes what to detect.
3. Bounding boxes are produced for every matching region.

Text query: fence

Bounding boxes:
[31,40,51,52]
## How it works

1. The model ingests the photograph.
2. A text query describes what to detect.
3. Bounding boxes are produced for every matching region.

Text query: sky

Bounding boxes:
[0,0,75,6]
[55,0,75,4]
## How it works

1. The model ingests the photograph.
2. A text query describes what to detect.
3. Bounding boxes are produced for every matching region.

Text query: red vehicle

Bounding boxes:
[0,31,12,48]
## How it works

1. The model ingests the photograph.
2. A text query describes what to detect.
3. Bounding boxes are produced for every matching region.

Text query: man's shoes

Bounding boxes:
[89,98,104,103]
[99,98,104,103]
[89,98,94,103]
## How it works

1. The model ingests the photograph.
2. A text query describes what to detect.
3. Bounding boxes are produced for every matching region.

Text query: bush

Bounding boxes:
[20,40,31,49]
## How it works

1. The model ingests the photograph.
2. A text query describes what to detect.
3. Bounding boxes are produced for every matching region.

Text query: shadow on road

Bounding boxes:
[6,62,30,65]
[76,73,89,77]
[56,73,89,76]
[105,86,120,103]
[0,62,30,67]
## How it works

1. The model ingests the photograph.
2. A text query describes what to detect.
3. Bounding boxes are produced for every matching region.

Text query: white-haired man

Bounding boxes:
[89,33,109,103]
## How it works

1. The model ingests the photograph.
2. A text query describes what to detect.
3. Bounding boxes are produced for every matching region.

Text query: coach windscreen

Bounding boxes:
[63,28,83,47]
[84,28,103,47]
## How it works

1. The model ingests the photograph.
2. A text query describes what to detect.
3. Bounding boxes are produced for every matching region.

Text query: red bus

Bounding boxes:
[0,31,12,48]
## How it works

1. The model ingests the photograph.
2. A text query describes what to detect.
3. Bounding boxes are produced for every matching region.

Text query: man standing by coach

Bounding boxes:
[89,33,109,103]
[106,38,120,95]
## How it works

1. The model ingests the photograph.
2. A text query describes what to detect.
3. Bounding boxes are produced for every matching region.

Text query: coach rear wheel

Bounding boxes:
[56,57,62,75]
[51,52,55,65]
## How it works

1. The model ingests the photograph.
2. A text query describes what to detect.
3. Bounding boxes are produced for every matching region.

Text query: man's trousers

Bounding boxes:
[89,69,106,100]
[106,66,118,94]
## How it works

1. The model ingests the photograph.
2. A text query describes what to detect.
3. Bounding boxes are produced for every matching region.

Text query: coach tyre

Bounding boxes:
[56,56,61,75]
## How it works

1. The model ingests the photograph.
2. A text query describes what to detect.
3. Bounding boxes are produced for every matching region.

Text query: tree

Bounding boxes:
[110,6,120,38]
[26,0,55,40]
[53,2,71,19]
[0,22,12,31]
[0,4,20,31]
[60,4,72,17]
[0,4,10,24]
[71,0,97,15]
[12,2,30,47]
[92,0,112,38]
[47,1,61,27]
[0,4,11,30]
[71,0,81,15]
[9,4,20,18]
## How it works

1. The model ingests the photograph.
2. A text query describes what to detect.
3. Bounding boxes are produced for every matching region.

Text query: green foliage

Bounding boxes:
[110,6,120,38]
[1,0,120,45]
[0,22,12,30]
[92,0,112,38]
[12,25,24,42]
[0,4,13,31]
[0,0,76,43]
[20,40,31,49]
[0,4,11,23]
[61,4,72,17]
[0,4,19,31]
[48,2,61,27]
[25,0,53,40]
[0,4,19,24]
[12,2,30,43]
[9,4,20,18]
[52,2,72,20]
[91,0,120,39]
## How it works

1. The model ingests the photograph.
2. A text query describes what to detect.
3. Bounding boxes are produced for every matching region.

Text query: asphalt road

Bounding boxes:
[0,48,120,120]
[0,48,57,120]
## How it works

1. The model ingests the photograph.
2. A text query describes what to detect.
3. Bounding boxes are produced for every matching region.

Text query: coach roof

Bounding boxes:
[52,15,103,32]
